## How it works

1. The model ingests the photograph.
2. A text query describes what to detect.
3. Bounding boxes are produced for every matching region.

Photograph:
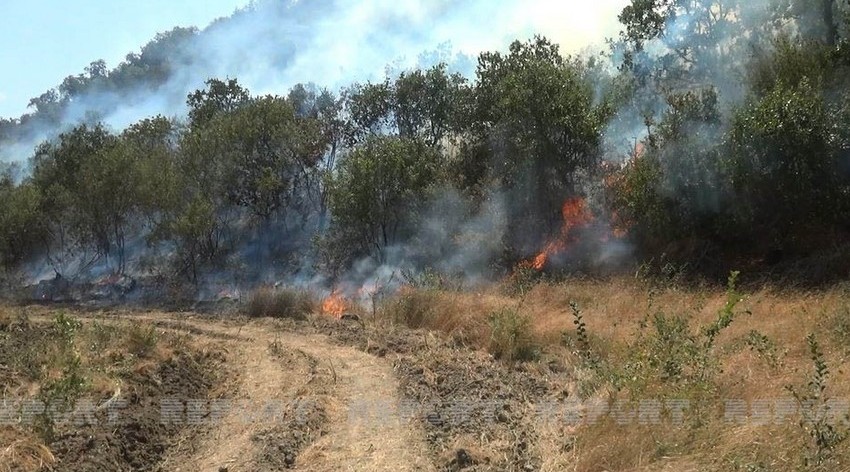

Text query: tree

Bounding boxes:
[344,64,470,146]
[29,123,149,273]
[326,136,442,261]
[471,37,606,241]
[0,166,45,272]
[726,79,846,249]
[610,88,726,252]
[123,116,182,236]
[187,78,250,129]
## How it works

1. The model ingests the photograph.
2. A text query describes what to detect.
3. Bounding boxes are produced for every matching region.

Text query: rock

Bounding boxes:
[426,411,443,426]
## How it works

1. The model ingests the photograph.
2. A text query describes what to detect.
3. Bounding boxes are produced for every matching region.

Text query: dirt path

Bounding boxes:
[97,313,435,472]
[282,332,434,472]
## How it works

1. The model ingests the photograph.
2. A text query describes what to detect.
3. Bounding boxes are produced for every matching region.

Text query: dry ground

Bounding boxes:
[3,275,850,471]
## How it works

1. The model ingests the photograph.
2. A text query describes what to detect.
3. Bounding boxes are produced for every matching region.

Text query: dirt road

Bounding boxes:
[77,313,436,472]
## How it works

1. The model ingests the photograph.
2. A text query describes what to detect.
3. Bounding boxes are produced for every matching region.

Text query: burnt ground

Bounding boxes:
[50,350,226,472]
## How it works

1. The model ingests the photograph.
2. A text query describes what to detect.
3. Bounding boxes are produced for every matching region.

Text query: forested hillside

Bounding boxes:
[1,0,849,291]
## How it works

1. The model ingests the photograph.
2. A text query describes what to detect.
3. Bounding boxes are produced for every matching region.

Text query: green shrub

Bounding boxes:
[488,306,537,363]
[616,272,745,409]
[787,334,849,469]
[126,322,159,358]
[245,287,316,319]
[52,312,81,346]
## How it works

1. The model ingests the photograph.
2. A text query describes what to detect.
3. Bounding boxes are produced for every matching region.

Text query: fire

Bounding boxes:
[529,197,594,270]
[321,290,347,318]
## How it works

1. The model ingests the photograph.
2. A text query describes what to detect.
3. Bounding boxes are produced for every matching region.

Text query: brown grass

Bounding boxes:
[245,287,317,319]
[0,427,55,472]
[379,277,850,470]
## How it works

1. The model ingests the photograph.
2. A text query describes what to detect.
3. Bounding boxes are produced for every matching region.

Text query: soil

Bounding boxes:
[4,307,575,471]
[302,317,576,472]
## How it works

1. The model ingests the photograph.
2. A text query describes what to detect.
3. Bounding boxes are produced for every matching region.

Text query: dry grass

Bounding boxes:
[0,307,198,464]
[245,287,317,319]
[0,427,55,472]
[379,276,850,470]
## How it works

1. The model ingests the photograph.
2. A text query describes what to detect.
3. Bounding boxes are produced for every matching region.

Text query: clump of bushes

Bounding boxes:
[245,287,317,319]
[126,322,159,358]
[381,288,441,329]
[488,306,538,363]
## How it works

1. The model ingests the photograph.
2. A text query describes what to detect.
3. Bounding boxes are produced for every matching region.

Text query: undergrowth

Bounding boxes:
[245,287,316,319]
[787,334,850,469]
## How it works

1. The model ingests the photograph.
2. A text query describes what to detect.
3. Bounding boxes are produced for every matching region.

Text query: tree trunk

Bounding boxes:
[824,0,838,47]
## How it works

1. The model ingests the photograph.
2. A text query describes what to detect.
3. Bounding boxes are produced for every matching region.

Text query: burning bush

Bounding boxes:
[245,287,317,319]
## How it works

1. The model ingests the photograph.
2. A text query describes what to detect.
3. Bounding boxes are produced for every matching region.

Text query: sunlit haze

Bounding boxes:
[0,0,628,118]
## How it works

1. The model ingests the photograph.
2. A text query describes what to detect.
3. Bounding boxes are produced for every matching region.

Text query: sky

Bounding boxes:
[0,0,628,119]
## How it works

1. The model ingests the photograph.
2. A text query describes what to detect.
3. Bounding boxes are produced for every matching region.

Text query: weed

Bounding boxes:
[570,301,591,357]
[383,288,439,329]
[504,263,541,297]
[401,267,462,291]
[832,304,850,350]
[787,334,849,468]
[269,334,283,357]
[746,330,781,368]
[88,320,117,353]
[613,272,746,423]
[488,306,537,362]
[126,322,159,358]
[246,287,316,319]
[0,429,56,472]
[52,311,81,346]
[36,353,88,442]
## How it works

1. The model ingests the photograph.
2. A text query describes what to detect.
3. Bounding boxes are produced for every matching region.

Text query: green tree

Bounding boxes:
[30,124,125,272]
[726,79,846,249]
[326,136,442,262]
[0,166,45,273]
[187,78,250,129]
[344,64,470,147]
[471,37,606,238]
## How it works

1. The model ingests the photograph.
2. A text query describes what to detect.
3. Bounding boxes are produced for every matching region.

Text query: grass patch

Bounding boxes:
[488,306,538,362]
[0,427,56,472]
[245,287,317,319]
[126,321,160,358]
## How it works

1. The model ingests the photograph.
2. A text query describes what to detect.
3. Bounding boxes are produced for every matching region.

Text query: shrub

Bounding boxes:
[52,312,81,346]
[488,306,537,363]
[382,288,440,329]
[245,287,316,319]
[126,322,159,358]
[787,334,849,469]
[615,272,745,406]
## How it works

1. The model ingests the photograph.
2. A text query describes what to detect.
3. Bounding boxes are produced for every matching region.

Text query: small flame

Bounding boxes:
[322,290,347,318]
[528,197,594,270]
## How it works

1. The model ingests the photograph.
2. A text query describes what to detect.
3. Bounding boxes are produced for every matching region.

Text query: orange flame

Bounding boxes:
[322,290,347,318]
[529,197,594,270]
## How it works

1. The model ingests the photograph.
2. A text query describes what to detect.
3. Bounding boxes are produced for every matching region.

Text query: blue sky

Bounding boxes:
[0,0,250,118]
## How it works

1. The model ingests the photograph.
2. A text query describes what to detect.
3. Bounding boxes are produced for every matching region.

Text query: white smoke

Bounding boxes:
[1,0,629,165]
